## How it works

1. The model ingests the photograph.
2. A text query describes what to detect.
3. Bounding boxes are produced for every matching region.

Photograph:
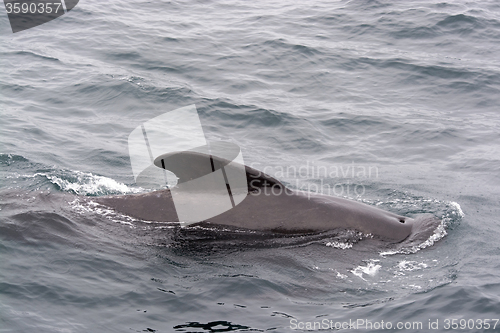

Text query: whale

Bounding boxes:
[95,151,440,243]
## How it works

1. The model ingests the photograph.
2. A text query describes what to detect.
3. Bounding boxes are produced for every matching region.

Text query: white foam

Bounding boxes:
[381,221,448,256]
[68,197,179,228]
[397,260,428,271]
[351,260,381,280]
[449,201,464,217]
[34,171,146,196]
[325,241,353,249]
[68,198,137,226]
[407,284,422,290]
[379,249,399,256]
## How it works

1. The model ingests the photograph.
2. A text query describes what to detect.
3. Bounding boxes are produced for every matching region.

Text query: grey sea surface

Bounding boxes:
[1,0,499,332]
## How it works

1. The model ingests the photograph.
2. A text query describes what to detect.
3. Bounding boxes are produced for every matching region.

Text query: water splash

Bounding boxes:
[351,260,381,281]
[32,170,146,196]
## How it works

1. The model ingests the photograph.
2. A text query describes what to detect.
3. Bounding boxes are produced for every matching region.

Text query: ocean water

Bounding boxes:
[1,0,500,332]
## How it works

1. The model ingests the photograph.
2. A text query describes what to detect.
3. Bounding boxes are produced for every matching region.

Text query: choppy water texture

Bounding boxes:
[1,0,500,332]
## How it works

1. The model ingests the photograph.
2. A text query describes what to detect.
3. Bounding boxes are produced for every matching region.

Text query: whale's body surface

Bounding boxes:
[96,160,440,243]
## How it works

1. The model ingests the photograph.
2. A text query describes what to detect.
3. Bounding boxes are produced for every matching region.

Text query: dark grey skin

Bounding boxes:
[97,161,440,243]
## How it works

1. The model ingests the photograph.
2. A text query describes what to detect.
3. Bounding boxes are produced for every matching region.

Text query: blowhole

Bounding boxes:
[399,219,405,223]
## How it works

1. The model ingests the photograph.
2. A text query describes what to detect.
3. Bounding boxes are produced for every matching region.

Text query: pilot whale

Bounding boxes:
[96,152,440,243]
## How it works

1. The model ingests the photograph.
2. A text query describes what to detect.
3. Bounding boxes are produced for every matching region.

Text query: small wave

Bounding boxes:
[436,14,481,29]
[30,170,146,196]
[1,153,146,196]
[0,153,30,165]
[13,50,60,62]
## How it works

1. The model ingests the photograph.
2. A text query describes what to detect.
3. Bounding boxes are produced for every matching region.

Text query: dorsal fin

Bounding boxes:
[244,165,285,192]
[153,149,286,192]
